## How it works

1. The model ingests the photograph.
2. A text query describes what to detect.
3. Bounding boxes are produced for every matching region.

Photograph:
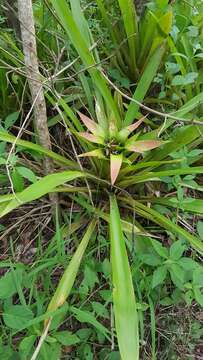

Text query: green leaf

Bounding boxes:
[140,253,162,266]
[70,0,91,47]
[11,168,24,192]
[16,166,37,183]
[169,264,185,289]
[125,45,165,125]
[184,290,193,305]
[0,131,75,168]
[76,328,92,341]
[83,263,99,290]
[169,240,186,261]
[101,258,111,278]
[151,239,168,259]
[151,198,203,215]
[92,301,109,319]
[158,11,173,35]
[54,331,80,346]
[148,125,201,159]
[46,220,96,319]
[117,0,138,77]
[178,258,198,271]
[0,267,24,299]
[19,335,36,358]
[99,290,112,302]
[193,268,203,287]
[0,171,84,217]
[121,198,203,253]
[197,221,203,240]
[152,266,167,288]
[40,343,61,360]
[4,111,19,130]
[173,92,203,119]
[3,305,33,330]
[0,346,14,359]
[50,0,121,126]
[172,72,198,86]
[193,287,203,307]
[120,166,203,186]
[71,307,110,340]
[110,195,139,360]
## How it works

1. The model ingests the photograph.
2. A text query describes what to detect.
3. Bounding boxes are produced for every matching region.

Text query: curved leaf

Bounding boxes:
[0,171,84,217]
[0,131,75,168]
[45,219,97,324]
[78,112,98,134]
[126,140,164,153]
[124,45,165,125]
[110,195,139,360]
[120,197,203,254]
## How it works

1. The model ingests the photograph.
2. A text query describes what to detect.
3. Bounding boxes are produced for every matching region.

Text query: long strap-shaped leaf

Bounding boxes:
[110,195,139,360]
[45,219,97,323]
[50,0,121,127]
[0,131,76,168]
[119,166,203,187]
[120,197,203,254]
[124,45,165,125]
[146,197,203,215]
[160,91,203,132]
[117,0,138,79]
[0,171,84,217]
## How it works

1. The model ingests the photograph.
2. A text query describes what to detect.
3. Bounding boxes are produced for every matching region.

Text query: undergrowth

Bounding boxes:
[0,0,203,359]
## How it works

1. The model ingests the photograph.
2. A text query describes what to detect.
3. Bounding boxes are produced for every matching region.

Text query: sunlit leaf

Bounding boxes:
[78,132,104,144]
[126,140,164,153]
[78,112,98,134]
[0,171,84,217]
[78,149,105,159]
[110,154,123,185]
[45,220,97,324]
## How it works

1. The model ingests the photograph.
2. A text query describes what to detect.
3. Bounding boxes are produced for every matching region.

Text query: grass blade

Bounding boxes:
[45,219,97,321]
[148,296,156,360]
[110,195,139,360]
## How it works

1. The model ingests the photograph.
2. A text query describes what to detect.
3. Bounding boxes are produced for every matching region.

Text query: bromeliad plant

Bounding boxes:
[77,110,164,185]
[1,0,203,359]
[96,0,173,82]
[1,110,203,360]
